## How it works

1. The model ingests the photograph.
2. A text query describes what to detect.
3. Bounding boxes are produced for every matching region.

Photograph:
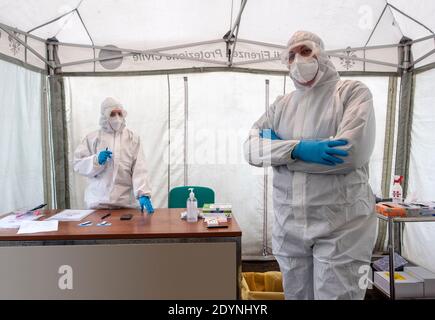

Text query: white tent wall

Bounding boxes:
[403,68,435,273]
[342,76,391,197]
[65,75,169,209]
[1,0,434,262]
[0,59,44,214]
[64,72,393,258]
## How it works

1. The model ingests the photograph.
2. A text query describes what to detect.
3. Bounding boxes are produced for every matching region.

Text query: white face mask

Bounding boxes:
[290,55,319,84]
[109,116,123,131]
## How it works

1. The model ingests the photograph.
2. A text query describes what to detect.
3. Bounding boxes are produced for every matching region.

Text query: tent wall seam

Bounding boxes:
[183,76,189,186]
[167,74,171,196]
[75,8,96,72]
[364,4,389,47]
[263,79,269,257]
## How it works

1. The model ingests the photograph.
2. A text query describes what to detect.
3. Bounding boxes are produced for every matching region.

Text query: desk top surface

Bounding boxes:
[0,209,242,241]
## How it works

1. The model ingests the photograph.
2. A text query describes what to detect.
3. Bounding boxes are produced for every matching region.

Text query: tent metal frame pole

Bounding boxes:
[47,39,70,209]
[229,0,248,38]
[327,54,402,68]
[382,76,398,199]
[233,53,402,69]
[388,4,434,35]
[414,62,435,74]
[27,8,76,33]
[56,49,228,68]
[413,48,435,66]
[394,39,414,198]
[228,0,248,66]
[410,34,435,45]
[0,24,53,68]
[75,8,96,72]
[238,38,285,49]
[167,74,171,196]
[364,3,388,47]
[0,51,46,73]
[263,79,269,257]
[60,67,399,78]
[0,22,47,42]
[40,74,54,210]
[374,75,398,254]
[326,43,404,53]
[237,39,405,52]
[55,39,224,53]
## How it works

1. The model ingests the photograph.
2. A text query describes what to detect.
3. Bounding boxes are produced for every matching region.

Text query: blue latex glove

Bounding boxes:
[139,196,154,214]
[292,139,349,166]
[98,148,112,165]
[260,129,281,140]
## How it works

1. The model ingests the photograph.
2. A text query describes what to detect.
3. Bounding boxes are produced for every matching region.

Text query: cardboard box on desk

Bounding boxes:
[374,271,424,299]
[404,266,435,298]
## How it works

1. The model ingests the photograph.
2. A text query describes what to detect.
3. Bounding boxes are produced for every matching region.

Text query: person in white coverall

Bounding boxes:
[73,97,154,214]
[244,31,377,300]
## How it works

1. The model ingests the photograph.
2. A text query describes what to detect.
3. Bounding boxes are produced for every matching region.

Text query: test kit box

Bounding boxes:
[404,266,435,297]
[374,271,424,299]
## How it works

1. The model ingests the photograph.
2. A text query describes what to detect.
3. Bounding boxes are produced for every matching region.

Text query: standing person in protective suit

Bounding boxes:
[244,31,377,300]
[74,97,154,214]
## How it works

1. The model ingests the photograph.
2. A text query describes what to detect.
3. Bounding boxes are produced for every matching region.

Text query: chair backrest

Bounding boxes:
[168,186,215,208]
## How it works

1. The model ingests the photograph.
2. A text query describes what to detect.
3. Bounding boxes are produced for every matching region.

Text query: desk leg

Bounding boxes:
[388,217,395,300]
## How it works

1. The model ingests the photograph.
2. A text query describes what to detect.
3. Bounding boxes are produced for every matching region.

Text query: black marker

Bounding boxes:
[101,213,111,220]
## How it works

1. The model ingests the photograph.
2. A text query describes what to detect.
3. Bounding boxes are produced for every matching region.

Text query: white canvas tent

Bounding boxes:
[0,1,435,267]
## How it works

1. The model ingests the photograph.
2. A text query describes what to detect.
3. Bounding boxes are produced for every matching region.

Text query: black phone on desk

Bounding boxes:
[120,213,133,220]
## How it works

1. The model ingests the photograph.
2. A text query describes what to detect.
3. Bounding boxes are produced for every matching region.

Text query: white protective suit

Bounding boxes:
[73,97,152,209]
[244,31,377,300]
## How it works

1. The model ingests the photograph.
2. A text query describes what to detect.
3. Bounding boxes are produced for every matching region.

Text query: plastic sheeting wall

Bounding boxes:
[65,75,169,209]
[342,76,390,198]
[403,69,435,273]
[0,59,44,214]
[65,73,390,257]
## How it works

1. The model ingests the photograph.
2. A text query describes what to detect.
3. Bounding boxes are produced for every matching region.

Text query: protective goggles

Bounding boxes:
[280,40,321,65]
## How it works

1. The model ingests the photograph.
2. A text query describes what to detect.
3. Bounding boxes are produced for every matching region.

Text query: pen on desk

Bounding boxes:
[30,203,47,211]
[101,213,111,220]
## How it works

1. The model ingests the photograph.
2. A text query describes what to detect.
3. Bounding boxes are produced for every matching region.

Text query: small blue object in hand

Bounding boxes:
[98,148,112,165]
[139,195,154,214]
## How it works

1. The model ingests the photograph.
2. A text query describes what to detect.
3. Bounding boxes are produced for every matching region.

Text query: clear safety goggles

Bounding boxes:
[280,40,321,65]
[105,107,127,118]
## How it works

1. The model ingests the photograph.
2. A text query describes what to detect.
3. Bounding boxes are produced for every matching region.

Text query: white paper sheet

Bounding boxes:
[17,220,58,234]
[46,210,94,222]
[0,213,44,229]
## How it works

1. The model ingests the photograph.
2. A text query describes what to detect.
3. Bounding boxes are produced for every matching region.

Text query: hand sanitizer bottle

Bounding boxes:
[186,188,198,223]
[392,175,403,203]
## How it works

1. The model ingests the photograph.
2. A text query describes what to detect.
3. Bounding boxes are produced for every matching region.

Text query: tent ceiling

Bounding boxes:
[0,0,434,73]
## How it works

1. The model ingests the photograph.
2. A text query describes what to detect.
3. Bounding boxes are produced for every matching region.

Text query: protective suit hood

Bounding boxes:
[281,31,339,90]
[99,97,127,133]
